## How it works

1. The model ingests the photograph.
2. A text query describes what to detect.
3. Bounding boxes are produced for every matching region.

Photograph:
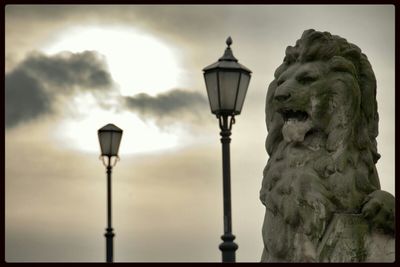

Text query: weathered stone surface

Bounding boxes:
[260,29,395,262]
[318,214,394,262]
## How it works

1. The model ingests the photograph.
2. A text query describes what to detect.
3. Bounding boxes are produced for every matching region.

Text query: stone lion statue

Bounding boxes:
[260,29,395,262]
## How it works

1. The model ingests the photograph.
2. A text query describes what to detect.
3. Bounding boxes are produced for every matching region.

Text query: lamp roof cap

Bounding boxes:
[98,123,123,133]
[202,36,252,73]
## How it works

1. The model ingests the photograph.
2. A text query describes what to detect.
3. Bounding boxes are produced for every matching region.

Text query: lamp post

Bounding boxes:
[98,123,123,263]
[203,37,252,263]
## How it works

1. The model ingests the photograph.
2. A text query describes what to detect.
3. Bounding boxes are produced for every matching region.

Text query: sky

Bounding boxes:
[5,5,395,262]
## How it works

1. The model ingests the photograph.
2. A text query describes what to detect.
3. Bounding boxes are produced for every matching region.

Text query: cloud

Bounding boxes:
[21,51,112,91]
[5,69,52,128]
[123,89,209,126]
[5,51,113,128]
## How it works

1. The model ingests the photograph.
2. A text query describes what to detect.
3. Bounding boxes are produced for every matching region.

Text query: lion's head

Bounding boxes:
[260,29,382,262]
[266,29,380,166]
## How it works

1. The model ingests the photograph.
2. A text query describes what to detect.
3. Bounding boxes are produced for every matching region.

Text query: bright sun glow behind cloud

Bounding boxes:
[43,26,182,96]
[54,92,181,155]
[42,26,187,154]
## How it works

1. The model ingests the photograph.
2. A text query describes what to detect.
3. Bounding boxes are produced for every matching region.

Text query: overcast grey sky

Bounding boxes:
[5,5,394,262]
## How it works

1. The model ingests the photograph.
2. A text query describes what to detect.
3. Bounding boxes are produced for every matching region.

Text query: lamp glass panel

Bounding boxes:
[204,71,219,113]
[219,71,241,111]
[234,73,251,113]
[110,131,123,156]
[98,131,112,156]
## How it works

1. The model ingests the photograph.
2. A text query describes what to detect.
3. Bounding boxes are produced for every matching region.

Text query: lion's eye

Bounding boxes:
[298,75,317,85]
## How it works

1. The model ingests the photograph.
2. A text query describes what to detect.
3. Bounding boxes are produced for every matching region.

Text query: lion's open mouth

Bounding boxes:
[280,109,309,122]
[279,109,312,143]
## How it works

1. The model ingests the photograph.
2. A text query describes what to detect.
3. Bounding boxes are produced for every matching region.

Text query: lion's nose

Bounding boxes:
[274,92,291,102]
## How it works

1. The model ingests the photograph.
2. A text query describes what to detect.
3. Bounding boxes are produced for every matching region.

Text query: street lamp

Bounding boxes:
[203,37,251,263]
[98,123,123,263]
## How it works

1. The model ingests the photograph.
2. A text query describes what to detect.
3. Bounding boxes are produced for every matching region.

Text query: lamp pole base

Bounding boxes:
[219,233,238,262]
[105,228,114,263]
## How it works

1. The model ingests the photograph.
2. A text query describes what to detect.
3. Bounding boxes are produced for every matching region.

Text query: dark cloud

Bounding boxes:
[5,51,113,128]
[5,69,51,128]
[124,89,209,124]
[21,51,112,91]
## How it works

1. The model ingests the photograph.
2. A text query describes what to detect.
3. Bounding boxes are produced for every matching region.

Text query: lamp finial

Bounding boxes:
[226,36,232,47]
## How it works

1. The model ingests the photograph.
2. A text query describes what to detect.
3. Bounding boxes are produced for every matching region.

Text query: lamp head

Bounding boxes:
[98,123,123,161]
[203,37,252,117]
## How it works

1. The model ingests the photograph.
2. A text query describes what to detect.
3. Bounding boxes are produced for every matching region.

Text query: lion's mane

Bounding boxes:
[260,29,381,262]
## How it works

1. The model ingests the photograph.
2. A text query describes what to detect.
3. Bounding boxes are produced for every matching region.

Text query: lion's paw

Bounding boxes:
[361,190,395,235]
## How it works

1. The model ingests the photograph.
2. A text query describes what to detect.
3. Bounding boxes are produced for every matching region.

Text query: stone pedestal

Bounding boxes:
[317,213,395,262]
